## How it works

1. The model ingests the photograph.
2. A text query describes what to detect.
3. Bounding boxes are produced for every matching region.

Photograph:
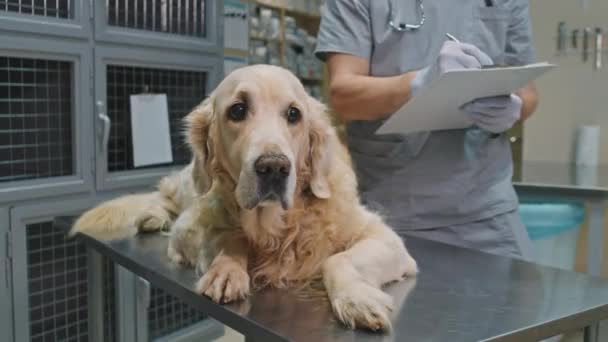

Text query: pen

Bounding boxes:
[445,33,460,43]
[445,33,500,69]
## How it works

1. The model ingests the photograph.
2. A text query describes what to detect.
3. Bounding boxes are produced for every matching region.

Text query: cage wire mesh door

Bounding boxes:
[15,219,118,342]
[0,0,72,19]
[105,65,205,172]
[106,0,206,37]
[26,221,91,342]
[148,287,208,339]
[0,56,74,183]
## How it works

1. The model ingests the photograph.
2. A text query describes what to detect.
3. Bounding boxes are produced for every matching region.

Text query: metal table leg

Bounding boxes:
[587,199,606,276]
[584,322,600,342]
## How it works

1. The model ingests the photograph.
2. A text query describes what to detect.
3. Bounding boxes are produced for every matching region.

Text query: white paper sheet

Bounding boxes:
[129,94,173,167]
[376,62,556,135]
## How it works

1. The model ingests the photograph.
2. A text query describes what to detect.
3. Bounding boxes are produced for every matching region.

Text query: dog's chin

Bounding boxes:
[239,192,290,211]
[235,173,294,211]
[260,198,288,210]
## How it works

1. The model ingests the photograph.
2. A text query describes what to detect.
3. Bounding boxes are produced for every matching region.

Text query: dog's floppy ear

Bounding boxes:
[308,97,335,199]
[185,95,215,190]
[186,95,214,162]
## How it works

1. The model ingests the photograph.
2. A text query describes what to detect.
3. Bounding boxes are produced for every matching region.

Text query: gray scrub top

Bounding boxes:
[315,0,536,231]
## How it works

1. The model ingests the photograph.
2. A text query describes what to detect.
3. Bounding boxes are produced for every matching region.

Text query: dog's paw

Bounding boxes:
[135,209,172,233]
[167,243,188,265]
[401,252,419,278]
[195,259,250,304]
[330,282,394,332]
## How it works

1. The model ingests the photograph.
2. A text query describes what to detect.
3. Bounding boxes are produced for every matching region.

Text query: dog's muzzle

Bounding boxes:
[254,153,291,209]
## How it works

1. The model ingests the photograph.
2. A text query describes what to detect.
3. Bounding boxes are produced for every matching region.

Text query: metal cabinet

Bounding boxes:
[0,0,225,341]
[1,0,225,197]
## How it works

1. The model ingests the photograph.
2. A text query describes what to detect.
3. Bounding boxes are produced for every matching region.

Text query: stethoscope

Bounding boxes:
[389,0,497,32]
[388,0,426,32]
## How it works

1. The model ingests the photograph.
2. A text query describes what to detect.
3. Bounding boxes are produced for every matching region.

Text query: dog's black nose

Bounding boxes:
[255,154,290,180]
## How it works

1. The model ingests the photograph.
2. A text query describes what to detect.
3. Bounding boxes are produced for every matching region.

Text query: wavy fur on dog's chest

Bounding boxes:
[243,204,345,289]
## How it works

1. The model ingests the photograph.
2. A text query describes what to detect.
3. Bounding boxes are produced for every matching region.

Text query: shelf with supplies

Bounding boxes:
[248,0,326,98]
[250,34,283,44]
[255,0,322,18]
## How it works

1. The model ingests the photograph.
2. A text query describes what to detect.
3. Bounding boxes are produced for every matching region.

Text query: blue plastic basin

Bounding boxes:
[519,202,586,240]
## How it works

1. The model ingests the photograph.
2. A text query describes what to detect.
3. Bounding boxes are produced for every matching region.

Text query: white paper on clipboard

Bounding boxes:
[376,62,556,135]
[129,94,173,167]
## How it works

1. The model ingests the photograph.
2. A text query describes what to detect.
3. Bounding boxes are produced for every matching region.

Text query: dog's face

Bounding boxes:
[187,65,333,210]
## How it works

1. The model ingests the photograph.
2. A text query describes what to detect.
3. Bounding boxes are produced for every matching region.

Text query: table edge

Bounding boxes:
[77,232,292,342]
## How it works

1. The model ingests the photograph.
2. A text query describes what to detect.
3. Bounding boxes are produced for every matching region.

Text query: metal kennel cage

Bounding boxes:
[0,0,225,341]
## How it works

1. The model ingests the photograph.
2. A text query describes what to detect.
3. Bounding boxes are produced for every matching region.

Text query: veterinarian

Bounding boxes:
[314,0,538,259]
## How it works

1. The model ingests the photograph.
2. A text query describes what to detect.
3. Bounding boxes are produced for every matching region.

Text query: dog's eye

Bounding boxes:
[227,103,247,122]
[286,106,301,124]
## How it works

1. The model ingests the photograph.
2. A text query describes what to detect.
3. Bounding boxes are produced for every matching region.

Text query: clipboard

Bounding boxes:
[376,62,556,135]
[130,93,174,167]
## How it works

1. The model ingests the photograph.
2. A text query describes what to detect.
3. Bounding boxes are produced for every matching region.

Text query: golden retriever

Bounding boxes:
[71,64,418,331]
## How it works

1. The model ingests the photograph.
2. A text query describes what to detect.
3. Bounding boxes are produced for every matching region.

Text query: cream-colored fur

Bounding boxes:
[71,65,417,331]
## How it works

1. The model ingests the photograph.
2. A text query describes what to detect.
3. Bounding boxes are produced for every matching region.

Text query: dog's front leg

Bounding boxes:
[195,233,250,304]
[167,205,202,266]
[323,214,418,332]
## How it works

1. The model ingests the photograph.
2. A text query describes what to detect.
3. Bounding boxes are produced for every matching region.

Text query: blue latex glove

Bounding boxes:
[410,41,494,96]
[461,94,523,134]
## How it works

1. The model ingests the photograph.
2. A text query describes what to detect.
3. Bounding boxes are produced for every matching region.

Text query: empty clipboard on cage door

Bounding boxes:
[129,93,173,168]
